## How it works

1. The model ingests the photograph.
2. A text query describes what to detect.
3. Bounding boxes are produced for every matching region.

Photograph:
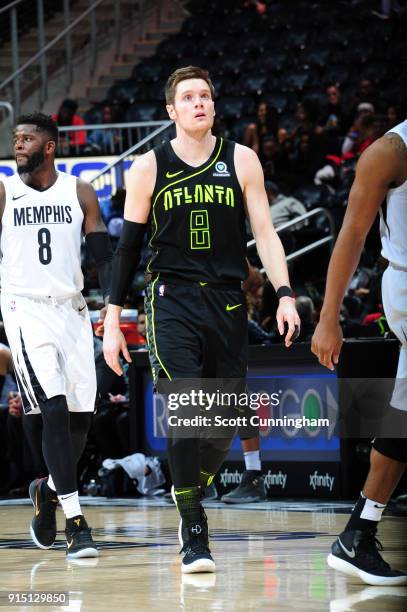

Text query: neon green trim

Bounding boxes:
[151,275,172,380]
[175,489,194,495]
[200,470,214,486]
[147,138,224,271]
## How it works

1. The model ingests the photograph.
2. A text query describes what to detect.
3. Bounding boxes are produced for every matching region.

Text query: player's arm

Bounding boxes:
[311,134,406,370]
[77,179,113,306]
[103,151,155,375]
[235,144,300,347]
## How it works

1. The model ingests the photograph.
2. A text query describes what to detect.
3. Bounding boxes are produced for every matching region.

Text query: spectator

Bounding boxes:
[291,132,325,186]
[342,112,376,156]
[349,79,381,116]
[386,104,401,129]
[266,181,307,228]
[295,296,316,341]
[53,98,86,154]
[259,136,280,180]
[242,101,279,154]
[86,105,122,154]
[318,85,345,132]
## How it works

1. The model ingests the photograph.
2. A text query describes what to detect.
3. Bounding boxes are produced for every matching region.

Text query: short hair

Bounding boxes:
[165,66,215,105]
[16,112,58,145]
[295,296,314,322]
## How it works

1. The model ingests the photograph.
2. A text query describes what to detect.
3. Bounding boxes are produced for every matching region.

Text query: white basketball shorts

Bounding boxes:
[381,264,407,411]
[1,292,97,415]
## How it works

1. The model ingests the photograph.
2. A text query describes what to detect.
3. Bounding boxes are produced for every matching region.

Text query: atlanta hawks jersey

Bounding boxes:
[380,119,407,269]
[0,171,84,297]
[146,137,248,283]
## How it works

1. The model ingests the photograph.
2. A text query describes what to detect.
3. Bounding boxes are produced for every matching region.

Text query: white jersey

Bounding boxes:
[0,171,84,298]
[380,120,407,269]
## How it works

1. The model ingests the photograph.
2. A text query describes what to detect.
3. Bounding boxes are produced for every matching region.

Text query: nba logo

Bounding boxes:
[159,284,165,296]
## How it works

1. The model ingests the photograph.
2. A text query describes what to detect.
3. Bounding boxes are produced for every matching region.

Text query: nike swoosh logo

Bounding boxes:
[79,305,86,312]
[67,538,74,549]
[35,489,40,516]
[166,170,184,179]
[338,538,356,558]
[226,303,242,312]
[12,194,26,200]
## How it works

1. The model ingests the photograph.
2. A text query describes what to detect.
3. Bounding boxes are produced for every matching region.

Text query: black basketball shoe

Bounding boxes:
[327,529,407,586]
[181,519,215,574]
[221,470,266,504]
[29,478,59,549]
[171,486,211,548]
[65,515,98,559]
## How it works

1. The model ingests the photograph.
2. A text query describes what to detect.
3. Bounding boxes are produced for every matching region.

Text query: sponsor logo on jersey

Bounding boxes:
[13,205,73,226]
[163,184,235,211]
[213,161,230,177]
[309,470,335,492]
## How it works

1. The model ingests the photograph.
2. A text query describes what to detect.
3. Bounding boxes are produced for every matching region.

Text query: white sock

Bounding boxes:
[360,495,386,522]
[244,450,261,471]
[47,475,56,491]
[58,491,82,519]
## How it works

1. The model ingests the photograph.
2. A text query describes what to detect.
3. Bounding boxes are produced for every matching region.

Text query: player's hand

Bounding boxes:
[311,317,343,371]
[8,392,22,417]
[276,297,301,347]
[103,325,132,376]
[94,305,108,337]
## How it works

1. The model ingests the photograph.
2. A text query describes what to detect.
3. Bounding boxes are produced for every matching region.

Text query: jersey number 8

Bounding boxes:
[190,209,210,250]
[38,228,52,265]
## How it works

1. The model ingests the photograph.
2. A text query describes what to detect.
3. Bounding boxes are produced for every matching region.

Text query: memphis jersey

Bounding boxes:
[0,171,84,297]
[147,137,248,283]
[380,119,407,269]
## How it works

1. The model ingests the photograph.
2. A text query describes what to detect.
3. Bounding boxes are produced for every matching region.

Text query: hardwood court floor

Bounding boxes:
[0,499,406,611]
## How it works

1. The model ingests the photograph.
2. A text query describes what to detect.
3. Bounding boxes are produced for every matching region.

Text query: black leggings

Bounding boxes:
[40,395,92,495]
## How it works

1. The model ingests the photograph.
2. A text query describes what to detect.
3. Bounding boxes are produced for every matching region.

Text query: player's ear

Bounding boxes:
[46,140,56,155]
[166,104,176,121]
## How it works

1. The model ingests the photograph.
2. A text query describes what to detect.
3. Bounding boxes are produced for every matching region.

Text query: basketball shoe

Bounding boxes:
[221,470,266,504]
[327,528,407,585]
[180,519,215,574]
[65,515,98,559]
[29,477,59,549]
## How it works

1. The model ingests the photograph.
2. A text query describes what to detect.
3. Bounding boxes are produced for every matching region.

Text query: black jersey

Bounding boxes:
[146,137,248,283]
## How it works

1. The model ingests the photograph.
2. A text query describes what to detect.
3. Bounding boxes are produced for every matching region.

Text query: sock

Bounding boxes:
[200,470,214,488]
[174,486,201,525]
[47,475,56,492]
[58,491,82,519]
[244,450,261,472]
[344,492,386,532]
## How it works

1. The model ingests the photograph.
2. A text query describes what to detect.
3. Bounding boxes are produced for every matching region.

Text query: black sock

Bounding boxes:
[174,486,201,525]
[344,495,379,532]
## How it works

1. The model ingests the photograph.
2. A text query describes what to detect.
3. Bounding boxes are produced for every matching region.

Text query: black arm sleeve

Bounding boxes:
[85,232,114,303]
[109,219,147,307]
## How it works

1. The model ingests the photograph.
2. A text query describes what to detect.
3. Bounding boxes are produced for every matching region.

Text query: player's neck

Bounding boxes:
[19,166,58,191]
[172,130,216,167]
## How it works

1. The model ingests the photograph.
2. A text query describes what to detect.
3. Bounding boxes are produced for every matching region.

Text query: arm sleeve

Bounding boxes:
[109,219,147,307]
[85,232,113,303]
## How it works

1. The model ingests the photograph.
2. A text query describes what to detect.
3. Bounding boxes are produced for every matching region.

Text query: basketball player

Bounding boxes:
[103,66,300,573]
[0,113,113,559]
[311,120,407,585]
